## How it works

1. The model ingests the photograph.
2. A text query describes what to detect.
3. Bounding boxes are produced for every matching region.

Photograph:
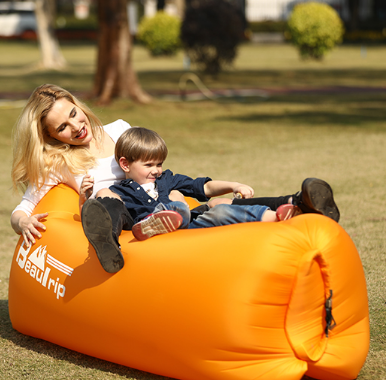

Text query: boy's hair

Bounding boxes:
[115,127,168,164]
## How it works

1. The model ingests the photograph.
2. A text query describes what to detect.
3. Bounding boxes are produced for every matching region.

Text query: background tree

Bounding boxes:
[347,0,360,31]
[94,0,151,105]
[181,0,245,75]
[34,0,66,69]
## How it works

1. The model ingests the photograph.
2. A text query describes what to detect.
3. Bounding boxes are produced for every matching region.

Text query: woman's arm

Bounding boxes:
[10,174,64,246]
[11,210,48,248]
[203,181,254,199]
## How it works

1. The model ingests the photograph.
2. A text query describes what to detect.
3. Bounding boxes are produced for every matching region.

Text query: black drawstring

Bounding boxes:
[325,289,337,337]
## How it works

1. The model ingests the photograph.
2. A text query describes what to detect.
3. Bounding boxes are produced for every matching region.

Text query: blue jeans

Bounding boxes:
[189,204,270,229]
[156,202,269,230]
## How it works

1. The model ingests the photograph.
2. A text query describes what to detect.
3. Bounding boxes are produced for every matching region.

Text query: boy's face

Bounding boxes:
[119,158,163,185]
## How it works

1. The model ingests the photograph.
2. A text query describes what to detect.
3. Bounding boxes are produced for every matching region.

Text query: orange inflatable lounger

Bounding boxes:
[8,185,369,380]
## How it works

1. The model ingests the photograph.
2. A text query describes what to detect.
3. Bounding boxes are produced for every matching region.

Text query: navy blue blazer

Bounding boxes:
[110,169,211,223]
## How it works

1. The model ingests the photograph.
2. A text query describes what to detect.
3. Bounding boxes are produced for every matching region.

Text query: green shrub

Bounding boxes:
[287,2,344,60]
[137,12,181,56]
[248,20,288,34]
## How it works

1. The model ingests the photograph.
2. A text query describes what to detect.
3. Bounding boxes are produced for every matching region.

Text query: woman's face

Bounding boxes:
[44,98,93,147]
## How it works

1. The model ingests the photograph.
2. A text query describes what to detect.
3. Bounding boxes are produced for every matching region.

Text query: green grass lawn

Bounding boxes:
[0,40,385,379]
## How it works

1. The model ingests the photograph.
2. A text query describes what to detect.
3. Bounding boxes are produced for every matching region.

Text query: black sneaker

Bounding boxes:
[81,199,124,273]
[293,178,340,222]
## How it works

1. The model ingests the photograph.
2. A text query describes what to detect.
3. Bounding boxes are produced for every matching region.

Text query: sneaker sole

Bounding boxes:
[132,211,183,241]
[301,178,340,222]
[81,199,124,273]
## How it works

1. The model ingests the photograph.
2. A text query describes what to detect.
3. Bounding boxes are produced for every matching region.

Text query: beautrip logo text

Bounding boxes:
[16,242,74,300]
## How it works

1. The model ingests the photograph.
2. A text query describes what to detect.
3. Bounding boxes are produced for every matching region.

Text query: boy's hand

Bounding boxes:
[233,184,254,199]
[79,174,94,210]
[169,190,189,206]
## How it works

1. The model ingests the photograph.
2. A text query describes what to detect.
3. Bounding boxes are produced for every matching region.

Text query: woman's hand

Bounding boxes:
[233,184,254,199]
[17,213,48,248]
[79,174,94,210]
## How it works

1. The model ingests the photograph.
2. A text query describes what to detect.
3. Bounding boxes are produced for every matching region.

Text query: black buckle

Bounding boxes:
[325,289,337,337]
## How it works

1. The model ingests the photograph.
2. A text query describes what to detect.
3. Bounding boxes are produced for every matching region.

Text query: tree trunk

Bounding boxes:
[34,0,66,69]
[94,0,151,105]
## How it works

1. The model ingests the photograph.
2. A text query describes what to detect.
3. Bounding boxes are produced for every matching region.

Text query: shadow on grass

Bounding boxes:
[262,93,386,104]
[1,68,386,96]
[137,69,386,90]
[0,72,95,96]
[0,299,173,379]
[216,109,386,127]
[214,93,386,130]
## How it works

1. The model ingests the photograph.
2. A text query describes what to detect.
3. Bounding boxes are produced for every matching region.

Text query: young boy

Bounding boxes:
[108,127,299,241]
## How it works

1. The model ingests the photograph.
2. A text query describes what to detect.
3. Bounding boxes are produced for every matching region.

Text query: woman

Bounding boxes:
[11,84,133,273]
[11,84,339,274]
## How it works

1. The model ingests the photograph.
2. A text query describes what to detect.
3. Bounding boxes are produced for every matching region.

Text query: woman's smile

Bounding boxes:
[75,126,87,139]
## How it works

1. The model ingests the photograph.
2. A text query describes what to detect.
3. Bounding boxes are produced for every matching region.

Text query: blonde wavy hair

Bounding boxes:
[12,84,103,193]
